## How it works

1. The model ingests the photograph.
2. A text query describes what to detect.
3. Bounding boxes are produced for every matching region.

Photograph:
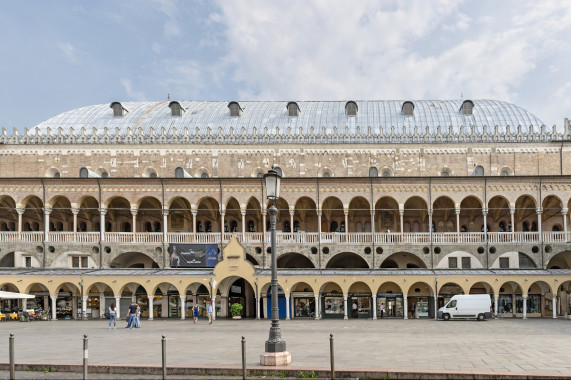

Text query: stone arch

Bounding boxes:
[168,196,192,232]
[196,196,220,232]
[218,276,256,318]
[468,281,494,295]
[319,281,344,319]
[403,196,428,233]
[375,196,399,232]
[277,252,315,268]
[406,281,434,318]
[380,252,427,269]
[432,196,456,233]
[321,196,344,233]
[497,281,523,315]
[542,195,564,232]
[459,195,483,233]
[488,195,510,232]
[245,196,262,233]
[0,282,20,293]
[0,195,17,232]
[21,195,44,232]
[515,194,538,232]
[0,251,15,267]
[325,252,369,269]
[105,196,132,233]
[293,196,318,233]
[546,251,571,269]
[110,251,160,268]
[224,197,241,233]
[491,251,537,269]
[348,196,371,232]
[77,195,100,232]
[436,251,483,269]
[438,281,466,297]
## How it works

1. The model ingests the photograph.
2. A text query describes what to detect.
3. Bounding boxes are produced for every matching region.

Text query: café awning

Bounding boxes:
[0,291,35,300]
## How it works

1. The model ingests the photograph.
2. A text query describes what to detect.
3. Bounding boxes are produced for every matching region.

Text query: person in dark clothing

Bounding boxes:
[125,301,137,328]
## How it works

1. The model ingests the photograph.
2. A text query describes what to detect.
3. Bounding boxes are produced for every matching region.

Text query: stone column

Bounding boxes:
[343,295,348,320]
[262,207,267,237]
[290,210,295,240]
[372,296,377,320]
[522,295,528,319]
[211,296,216,321]
[537,207,543,242]
[241,209,247,240]
[344,208,349,242]
[22,299,27,310]
[370,209,375,244]
[403,295,408,320]
[180,296,186,320]
[148,296,154,320]
[510,208,516,242]
[163,209,169,244]
[428,209,433,245]
[72,296,77,320]
[72,208,79,241]
[562,208,568,241]
[99,292,105,319]
[256,296,260,320]
[131,208,137,242]
[50,296,57,320]
[494,294,499,317]
[314,295,319,320]
[317,209,322,243]
[456,208,461,242]
[191,210,197,234]
[552,295,557,319]
[82,296,88,320]
[220,210,225,239]
[44,208,51,242]
[285,295,290,320]
[16,208,24,239]
[483,208,488,243]
[399,209,404,235]
[115,296,121,320]
[100,208,106,242]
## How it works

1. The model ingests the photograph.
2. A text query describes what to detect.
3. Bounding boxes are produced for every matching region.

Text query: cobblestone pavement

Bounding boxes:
[0,318,569,375]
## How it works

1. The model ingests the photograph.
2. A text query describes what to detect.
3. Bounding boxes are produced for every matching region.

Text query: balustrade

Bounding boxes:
[1,230,566,244]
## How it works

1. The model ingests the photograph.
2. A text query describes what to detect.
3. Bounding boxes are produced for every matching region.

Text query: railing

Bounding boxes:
[1,230,569,244]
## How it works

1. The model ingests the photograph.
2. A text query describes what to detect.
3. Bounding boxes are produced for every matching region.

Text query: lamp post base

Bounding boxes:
[260,351,291,366]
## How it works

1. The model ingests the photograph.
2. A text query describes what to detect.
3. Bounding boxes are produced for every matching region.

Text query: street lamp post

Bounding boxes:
[260,168,291,366]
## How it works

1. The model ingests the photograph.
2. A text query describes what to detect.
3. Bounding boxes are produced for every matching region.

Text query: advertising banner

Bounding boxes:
[169,244,218,268]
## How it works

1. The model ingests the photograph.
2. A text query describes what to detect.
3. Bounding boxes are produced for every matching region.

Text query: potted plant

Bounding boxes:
[230,303,243,319]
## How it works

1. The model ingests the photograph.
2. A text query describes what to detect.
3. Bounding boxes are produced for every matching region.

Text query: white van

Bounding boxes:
[437,294,493,321]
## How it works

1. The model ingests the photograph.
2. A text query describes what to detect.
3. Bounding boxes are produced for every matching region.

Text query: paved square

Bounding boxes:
[0,318,569,375]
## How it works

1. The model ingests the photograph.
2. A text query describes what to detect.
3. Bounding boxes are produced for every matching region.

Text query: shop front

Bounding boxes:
[292,292,315,318]
[349,292,371,319]
[322,292,344,319]
[407,296,434,318]
[376,293,403,318]
[56,292,73,319]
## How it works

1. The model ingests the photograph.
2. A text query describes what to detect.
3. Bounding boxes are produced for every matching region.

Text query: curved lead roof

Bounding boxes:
[31,100,545,137]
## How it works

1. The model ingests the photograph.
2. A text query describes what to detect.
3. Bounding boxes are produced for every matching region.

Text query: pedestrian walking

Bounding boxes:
[193,303,199,323]
[207,302,213,325]
[125,301,137,328]
[380,302,385,319]
[108,303,117,329]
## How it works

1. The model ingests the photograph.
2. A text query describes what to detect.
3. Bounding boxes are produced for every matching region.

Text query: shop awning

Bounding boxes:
[0,291,35,300]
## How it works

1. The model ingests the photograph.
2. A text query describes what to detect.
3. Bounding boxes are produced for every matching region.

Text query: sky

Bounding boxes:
[1,0,570,132]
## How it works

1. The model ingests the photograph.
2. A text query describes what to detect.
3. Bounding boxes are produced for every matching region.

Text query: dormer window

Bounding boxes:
[169,101,186,117]
[460,100,474,115]
[402,101,414,116]
[79,167,100,178]
[228,102,243,117]
[174,167,191,178]
[345,101,358,116]
[110,102,128,117]
[287,102,300,117]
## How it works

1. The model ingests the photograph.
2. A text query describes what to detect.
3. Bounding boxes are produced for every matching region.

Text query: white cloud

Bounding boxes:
[120,78,147,101]
[208,0,571,128]
[57,42,77,63]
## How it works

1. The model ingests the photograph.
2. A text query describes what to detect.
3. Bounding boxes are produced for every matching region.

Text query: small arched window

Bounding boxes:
[472,165,485,176]
[345,101,358,116]
[340,221,346,233]
[105,222,112,232]
[499,221,506,232]
[169,101,186,117]
[293,220,300,232]
[369,167,378,177]
[197,221,204,232]
[248,221,255,232]
[522,222,529,232]
[531,222,537,232]
[110,102,128,117]
[154,222,161,232]
[460,100,474,115]
[330,221,339,232]
[228,102,243,117]
[230,220,238,232]
[283,221,291,233]
[123,222,131,233]
[201,172,209,178]
[286,102,300,117]
[145,222,152,232]
[402,101,414,116]
[205,221,212,232]
[552,225,561,232]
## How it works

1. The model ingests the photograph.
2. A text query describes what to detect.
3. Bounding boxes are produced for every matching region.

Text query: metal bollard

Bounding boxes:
[9,333,14,380]
[241,336,246,380]
[83,334,88,380]
[330,333,335,380]
[162,335,166,380]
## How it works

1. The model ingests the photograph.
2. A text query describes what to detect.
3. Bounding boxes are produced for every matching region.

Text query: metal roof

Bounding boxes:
[30,100,546,137]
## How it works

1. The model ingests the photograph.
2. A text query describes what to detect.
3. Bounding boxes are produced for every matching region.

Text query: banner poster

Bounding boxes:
[169,244,218,268]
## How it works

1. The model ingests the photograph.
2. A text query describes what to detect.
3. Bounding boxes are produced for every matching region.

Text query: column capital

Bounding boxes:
[522,294,528,299]
[241,210,247,216]
[289,211,295,217]
[16,207,25,215]
[510,208,516,215]
[482,208,488,215]
[99,207,107,215]
[562,208,568,215]
[427,209,433,216]
[536,207,543,215]
[191,210,198,217]
[44,208,52,216]
[130,208,138,216]
[455,208,461,215]
[72,208,80,215]
[148,295,154,300]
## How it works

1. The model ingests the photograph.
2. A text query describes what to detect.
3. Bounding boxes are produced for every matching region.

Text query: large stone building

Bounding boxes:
[0,99,569,322]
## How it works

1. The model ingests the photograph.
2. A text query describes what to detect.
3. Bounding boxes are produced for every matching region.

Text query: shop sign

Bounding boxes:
[377,293,403,298]
[349,292,371,297]
[30,292,49,296]
[169,244,218,268]
[57,292,71,297]
[322,292,343,297]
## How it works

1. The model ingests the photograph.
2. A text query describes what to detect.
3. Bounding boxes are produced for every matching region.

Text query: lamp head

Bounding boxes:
[264,168,281,201]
